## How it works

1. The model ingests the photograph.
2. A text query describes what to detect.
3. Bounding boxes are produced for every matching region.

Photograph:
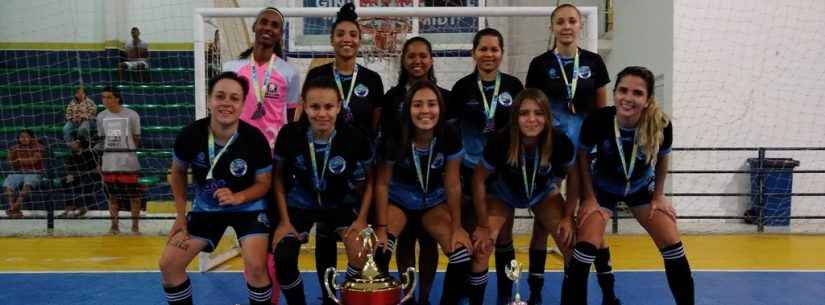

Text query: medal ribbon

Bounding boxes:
[307,129,337,194]
[520,146,539,198]
[333,63,359,111]
[249,54,276,113]
[206,129,239,180]
[554,50,580,101]
[412,137,437,194]
[613,117,639,196]
[476,72,501,120]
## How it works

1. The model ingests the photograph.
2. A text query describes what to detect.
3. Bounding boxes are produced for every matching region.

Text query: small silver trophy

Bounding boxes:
[505,259,527,305]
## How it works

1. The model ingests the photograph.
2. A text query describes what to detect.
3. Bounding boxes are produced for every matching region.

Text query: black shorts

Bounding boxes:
[595,185,653,211]
[187,211,272,252]
[288,206,358,241]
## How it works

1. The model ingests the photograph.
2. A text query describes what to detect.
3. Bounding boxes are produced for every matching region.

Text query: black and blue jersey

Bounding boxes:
[378,123,463,210]
[173,118,272,212]
[481,128,575,208]
[526,48,609,148]
[449,71,524,169]
[306,63,385,138]
[274,121,374,209]
[579,106,673,196]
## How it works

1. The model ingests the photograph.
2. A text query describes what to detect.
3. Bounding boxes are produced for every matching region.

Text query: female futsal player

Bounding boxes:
[449,27,524,305]
[523,4,616,304]
[471,88,578,305]
[569,66,694,305]
[381,36,449,305]
[160,72,273,305]
[271,76,375,305]
[373,80,475,305]
[303,5,386,304]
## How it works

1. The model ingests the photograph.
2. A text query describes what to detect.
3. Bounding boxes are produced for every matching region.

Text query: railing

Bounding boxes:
[2,147,824,234]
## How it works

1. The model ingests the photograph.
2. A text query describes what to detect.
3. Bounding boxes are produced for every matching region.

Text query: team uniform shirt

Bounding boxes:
[224,54,301,149]
[579,106,673,197]
[173,118,272,212]
[306,63,385,138]
[449,71,524,169]
[274,122,374,209]
[481,128,576,209]
[525,48,609,145]
[381,83,451,138]
[378,123,464,211]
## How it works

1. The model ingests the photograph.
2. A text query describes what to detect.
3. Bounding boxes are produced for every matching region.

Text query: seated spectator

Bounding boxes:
[63,86,97,143]
[96,86,142,234]
[3,129,44,218]
[60,135,100,218]
[118,27,150,81]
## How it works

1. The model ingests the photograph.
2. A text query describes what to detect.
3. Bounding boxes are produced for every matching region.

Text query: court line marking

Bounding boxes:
[2,269,824,274]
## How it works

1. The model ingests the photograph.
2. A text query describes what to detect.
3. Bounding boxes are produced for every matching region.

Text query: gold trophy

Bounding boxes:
[324,226,416,305]
[505,259,528,305]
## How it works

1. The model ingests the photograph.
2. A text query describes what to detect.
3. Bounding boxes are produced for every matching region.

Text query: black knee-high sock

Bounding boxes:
[661,242,694,305]
[468,269,489,305]
[248,282,273,305]
[315,231,337,304]
[561,242,597,305]
[163,278,193,305]
[440,247,472,305]
[594,247,618,303]
[373,234,397,276]
[275,237,307,305]
[494,242,515,305]
[527,248,547,304]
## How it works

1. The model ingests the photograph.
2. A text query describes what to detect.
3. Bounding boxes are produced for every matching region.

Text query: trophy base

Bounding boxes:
[341,287,402,305]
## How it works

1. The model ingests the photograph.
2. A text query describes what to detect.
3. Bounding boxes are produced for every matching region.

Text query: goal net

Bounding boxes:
[193,2,598,270]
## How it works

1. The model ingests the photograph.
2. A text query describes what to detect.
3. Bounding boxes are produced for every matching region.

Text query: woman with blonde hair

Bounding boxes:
[570,66,693,305]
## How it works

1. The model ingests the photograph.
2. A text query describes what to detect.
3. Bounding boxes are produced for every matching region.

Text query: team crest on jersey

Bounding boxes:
[329,156,347,174]
[579,66,592,79]
[230,158,248,177]
[265,83,280,99]
[497,92,513,107]
[430,153,445,169]
[547,67,559,79]
[257,212,270,227]
[354,84,369,98]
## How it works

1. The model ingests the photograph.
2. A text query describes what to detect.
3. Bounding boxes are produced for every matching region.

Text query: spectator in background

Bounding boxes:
[3,129,44,219]
[118,26,150,81]
[96,86,142,234]
[63,86,97,144]
[60,135,100,218]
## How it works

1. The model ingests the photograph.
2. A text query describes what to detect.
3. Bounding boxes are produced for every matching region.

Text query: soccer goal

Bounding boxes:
[192,2,598,271]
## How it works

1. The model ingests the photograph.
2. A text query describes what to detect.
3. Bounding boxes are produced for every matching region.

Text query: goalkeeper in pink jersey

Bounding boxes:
[223,7,301,150]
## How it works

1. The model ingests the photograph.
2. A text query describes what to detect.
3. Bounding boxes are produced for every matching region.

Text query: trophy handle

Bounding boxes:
[324,267,342,305]
[398,267,417,305]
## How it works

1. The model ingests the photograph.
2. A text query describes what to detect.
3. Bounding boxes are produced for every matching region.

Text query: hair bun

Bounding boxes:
[336,3,358,22]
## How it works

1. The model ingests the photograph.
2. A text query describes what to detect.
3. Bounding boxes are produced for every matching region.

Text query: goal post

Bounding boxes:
[192,5,598,272]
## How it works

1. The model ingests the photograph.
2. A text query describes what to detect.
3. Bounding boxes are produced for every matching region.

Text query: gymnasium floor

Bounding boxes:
[1,234,824,305]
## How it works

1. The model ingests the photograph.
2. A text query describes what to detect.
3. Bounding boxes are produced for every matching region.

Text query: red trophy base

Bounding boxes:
[340,287,402,305]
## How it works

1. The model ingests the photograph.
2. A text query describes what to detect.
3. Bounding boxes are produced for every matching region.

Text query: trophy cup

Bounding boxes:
[324,226,416,305]
[505,259,528,305]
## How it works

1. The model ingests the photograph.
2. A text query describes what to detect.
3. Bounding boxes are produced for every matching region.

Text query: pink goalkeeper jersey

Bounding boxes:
[224,54,301,149]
